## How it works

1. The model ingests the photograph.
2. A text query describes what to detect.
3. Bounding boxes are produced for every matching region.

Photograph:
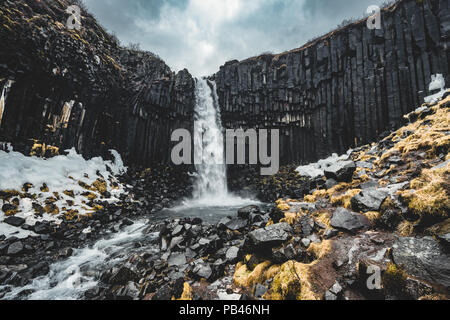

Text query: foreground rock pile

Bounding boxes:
[0,164,191,297]
[90,96,449,300]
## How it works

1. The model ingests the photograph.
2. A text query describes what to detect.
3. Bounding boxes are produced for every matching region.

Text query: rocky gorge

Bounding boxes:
[0,0,449,301]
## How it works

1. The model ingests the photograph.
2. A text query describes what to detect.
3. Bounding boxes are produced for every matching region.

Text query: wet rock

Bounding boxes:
[4,216,26,227]
[324,161,356,182]
[237,205,260,220]
[192,262,213,280]
[168,252,187,267]
[7,241,24,256]
[225,246,240,263]
[351,189,388,213]
[171,225,184,237]
[438,233,450,250]
[115,281,140,300]
[330,208,370,233]
[246,223,293,250]
[33,221,51,234]
[152,284,172,300]
[392,237,450,289]
[107,267,138,286]
[225,219,248,231]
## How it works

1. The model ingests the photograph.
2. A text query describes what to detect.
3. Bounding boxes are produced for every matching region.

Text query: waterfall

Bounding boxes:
[192,78,228,201]
[0,80,14,126]
[173,78,257,209]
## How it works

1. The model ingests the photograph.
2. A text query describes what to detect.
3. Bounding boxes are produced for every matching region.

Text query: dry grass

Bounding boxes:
[380,97,450,163]
[399,161,450,220]
[330,189,361,209]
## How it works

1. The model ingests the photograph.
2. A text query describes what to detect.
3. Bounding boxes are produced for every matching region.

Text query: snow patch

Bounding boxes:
[295,150,353,179]
[424,74,448,104]
[0,148,127,238]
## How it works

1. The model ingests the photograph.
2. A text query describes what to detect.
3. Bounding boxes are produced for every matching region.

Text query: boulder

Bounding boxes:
[225,246,240,263]
[225,219,248,231]
[324,161,356,182]
[246,223,293,250]
[108,267,138,286]
[330,208,370,233]
[192,262,213,280]
[4,216,26,227]
[392,237,450,289]
[7,241,24,256]
[237,205,260,219]
[351,189,388,212]
[168,252,187,267]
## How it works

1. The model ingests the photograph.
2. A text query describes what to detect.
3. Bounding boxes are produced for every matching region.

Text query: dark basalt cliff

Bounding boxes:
[0,0,195,165]
[0,0,449,167]
[215,0,450,165]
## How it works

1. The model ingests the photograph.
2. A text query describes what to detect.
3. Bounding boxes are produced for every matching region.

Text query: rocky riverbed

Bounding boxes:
[1,95,448,300]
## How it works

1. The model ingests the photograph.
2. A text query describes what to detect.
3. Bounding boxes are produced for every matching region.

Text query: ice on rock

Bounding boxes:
[295,150,353,179]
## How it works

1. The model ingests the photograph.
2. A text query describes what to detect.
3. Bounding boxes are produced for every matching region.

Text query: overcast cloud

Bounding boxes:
[83,0,387,77]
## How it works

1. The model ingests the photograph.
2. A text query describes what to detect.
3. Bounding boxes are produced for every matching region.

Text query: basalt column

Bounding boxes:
[215,0,450,165]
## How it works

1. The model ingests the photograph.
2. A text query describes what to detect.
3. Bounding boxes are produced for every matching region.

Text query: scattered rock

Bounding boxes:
[324,161,356,182]
[7,241,24,256]
[351,189,388,212]
[330,208,370,233]
[237,205,260,220]
[392,237,450,289]
[4,216,26,227]
[246,223,293,250]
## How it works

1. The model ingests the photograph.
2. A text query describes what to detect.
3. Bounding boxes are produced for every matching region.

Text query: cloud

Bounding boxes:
[83,0,387,77]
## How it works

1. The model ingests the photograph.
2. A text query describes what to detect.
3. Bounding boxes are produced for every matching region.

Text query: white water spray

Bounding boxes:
[179,78,256,208]
[192,78,228,200]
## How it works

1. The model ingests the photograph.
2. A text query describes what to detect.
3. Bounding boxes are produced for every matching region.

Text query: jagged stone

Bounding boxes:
[246,223,293,250]
[351,189,388,213]
[330,208,370,233]
[392,237,450,290]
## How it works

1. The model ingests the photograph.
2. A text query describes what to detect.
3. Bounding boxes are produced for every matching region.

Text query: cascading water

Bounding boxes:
[192,78,228,201]
[176,78,257,209]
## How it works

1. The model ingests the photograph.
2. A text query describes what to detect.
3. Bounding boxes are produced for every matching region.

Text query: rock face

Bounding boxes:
[0,0,195,165]
[392,237,450,290]
[215,0,450,165]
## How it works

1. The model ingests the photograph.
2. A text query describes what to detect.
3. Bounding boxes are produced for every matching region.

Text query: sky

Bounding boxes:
[83,0,388,77]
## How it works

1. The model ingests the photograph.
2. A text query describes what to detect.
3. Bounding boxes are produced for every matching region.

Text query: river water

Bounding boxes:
[0,78,258,300]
